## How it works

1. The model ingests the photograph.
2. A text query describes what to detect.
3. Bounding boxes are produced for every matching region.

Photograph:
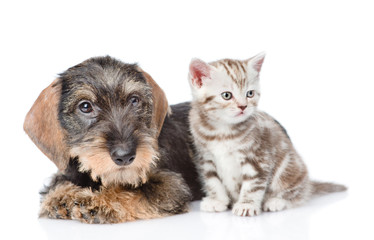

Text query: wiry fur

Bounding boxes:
[57,59,157,187]
[188,53,346,217]
[24,56,203,223]
[39,171,192,224]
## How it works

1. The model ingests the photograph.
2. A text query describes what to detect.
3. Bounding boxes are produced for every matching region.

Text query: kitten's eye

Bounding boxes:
[221,92,232,100]
[246,90,255,98]
[130,96,140,106]
[78,101,93,114]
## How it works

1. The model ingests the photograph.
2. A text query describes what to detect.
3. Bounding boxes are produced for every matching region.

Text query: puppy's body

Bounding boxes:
[158,102,203,199]
[25,57,202,223]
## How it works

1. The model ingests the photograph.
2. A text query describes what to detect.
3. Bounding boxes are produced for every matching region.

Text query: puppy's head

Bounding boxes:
[24,56,169,187]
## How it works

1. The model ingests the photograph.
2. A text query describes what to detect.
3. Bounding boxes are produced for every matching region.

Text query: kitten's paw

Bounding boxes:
[232,202,261,217]
[200,197,228,212]
[263,198,287,212]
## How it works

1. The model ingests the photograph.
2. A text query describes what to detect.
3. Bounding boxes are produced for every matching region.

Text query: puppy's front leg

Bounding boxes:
[40,170,192,224]
[39,181,81,220]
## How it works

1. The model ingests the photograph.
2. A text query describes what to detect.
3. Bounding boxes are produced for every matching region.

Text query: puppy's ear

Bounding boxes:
[139,69,169,137]
[24,79,69,171]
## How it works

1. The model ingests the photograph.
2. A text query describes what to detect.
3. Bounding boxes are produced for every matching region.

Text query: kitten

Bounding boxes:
[188,53,346,216]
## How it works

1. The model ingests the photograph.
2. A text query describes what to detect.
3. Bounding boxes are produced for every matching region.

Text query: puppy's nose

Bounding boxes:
[110,147,136,166]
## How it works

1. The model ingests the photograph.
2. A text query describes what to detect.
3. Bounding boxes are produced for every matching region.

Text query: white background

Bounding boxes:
[1,0,373,239]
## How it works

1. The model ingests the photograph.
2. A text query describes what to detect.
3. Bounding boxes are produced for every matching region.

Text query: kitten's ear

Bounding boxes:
[189,58,211,88]
[246,52,266,73]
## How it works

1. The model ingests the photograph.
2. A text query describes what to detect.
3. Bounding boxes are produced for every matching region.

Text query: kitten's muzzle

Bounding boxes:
[110,146,136,166]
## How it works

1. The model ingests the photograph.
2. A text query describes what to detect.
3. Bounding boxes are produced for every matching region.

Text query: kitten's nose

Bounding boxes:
[238,105,247,111]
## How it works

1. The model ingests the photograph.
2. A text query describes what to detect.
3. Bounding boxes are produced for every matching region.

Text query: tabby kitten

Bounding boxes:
[188,53,346,216]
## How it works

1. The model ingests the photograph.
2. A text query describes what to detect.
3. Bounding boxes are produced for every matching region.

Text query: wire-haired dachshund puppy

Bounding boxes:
[24,56,203,223]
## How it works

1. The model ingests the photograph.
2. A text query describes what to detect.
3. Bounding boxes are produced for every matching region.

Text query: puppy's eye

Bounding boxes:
[79,101,93,113]
[246,90,255,98]
[130,96,139,106]
[221,92,232,100]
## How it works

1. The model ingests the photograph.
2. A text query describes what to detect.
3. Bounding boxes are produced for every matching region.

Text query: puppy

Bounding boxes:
[24,56,203,223]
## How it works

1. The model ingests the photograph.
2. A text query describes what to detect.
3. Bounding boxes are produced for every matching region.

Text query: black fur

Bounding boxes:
[40,158,102,196]
[158,102,203,200]
[63,158,102,190]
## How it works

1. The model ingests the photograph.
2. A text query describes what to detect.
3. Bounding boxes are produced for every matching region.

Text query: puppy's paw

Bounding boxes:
[263,198,287,212]
[39,196,72,220]
[40,182,120,224]
[232,202,261,217]
[70,190,121,224]
[200,197,228,212]
[71,198,107,224]
[39,182,81,220]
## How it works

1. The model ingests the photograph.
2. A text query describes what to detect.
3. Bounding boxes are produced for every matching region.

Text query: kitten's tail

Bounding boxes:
[311,181,347,196]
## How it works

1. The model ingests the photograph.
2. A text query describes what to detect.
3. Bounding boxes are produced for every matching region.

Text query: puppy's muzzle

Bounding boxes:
[110,146,136,166]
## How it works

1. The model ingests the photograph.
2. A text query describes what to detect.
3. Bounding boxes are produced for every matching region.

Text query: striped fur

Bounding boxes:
[188,53,346,217]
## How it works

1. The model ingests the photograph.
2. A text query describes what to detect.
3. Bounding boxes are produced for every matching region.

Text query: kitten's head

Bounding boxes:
[188,52,265,124]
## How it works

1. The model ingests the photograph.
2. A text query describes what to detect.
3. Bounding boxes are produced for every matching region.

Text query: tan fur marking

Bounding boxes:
[40,182,178,223]
[241,157,268,182]
[221,61,236,81]
[205,171,219,179]
[70,136,158,187]
[194,127,246,141]
[197,110,215,131]
[279,161,308,190]
[270,149,287,181]
[138,68,169,137]
[247,186,266,194]
[242,174,258,181]
[214,59,247,89]
[203,95,215,104]
[238,61,247,75]
[194,119,250,142]
[24,79,69,171]
[204,160,216,166]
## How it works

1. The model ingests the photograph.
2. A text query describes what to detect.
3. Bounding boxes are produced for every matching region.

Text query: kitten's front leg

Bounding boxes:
[232,158,268,217]
[199,158,230,212]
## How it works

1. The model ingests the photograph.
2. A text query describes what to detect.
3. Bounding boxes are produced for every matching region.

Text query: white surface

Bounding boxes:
[1,0,373,239]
